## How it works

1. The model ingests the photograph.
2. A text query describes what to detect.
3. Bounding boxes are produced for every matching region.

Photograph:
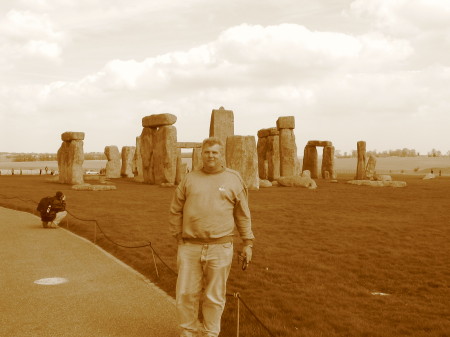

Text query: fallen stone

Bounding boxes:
[375,174,392,182]
[259,179,273,188]
[423,173,436,180]
[277,175,317,189]
[347,180,407,187]
[72,183,117,191]
[142,113,177,128]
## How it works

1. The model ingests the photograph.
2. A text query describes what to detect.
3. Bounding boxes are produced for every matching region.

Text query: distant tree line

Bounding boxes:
[10,152,106,162]
[336,148,450,158]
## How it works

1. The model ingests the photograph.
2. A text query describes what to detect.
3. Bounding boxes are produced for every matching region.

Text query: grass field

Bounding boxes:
[1,173,449,337]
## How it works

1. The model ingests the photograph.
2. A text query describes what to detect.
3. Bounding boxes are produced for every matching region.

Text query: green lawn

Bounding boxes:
[1,174,449,336]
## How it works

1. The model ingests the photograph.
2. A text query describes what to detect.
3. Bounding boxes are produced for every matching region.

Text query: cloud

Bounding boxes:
[0,9,65,61]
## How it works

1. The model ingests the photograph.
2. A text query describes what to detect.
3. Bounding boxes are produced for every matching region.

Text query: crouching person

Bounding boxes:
[37,191,67,228]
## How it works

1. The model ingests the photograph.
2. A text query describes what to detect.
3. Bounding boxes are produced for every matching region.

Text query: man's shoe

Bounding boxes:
[42,221,48,228]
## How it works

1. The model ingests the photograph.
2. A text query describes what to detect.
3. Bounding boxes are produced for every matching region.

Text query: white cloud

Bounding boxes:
[0,9,65,61]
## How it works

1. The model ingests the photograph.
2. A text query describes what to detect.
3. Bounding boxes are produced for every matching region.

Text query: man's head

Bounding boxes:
[201,137,224,173]
[55,191,65,200]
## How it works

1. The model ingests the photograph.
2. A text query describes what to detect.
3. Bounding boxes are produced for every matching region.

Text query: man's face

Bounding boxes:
[202,144,222,172]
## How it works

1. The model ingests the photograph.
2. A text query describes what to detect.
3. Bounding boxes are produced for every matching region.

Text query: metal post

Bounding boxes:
[235,292,240,337]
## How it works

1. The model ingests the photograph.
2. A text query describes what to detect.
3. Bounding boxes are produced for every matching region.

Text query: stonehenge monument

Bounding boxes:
[121,146,136,178]
[226,135,259,190]
[104,145,121,178]
[57,132,84,185]
[139,113,178,185]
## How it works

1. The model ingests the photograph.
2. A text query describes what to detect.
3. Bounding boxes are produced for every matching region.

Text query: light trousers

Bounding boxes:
[176,242,233,337]
[53,211,67,226]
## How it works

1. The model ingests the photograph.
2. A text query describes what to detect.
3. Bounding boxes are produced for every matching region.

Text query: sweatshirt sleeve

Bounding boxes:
[169,180,186,239]
[233,187,255,244]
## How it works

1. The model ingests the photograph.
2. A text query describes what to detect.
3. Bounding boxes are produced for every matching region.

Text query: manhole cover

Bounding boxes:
[34,277,68,285]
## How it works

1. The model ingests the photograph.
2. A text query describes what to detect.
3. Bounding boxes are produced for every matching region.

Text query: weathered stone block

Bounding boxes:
[226,135,259,190]
[133,137,144,182]
[279,129,298,177]
[257,136,268,179]
[322,146,336,179]
[61,132,85,142]
[57,139,84,185]
[121,146,135,178]
[267,134,280,181]
[153,125,178,184]
[192,147,203,171]
[356,141,367,180]
[257,128,271,138]
[276,116,295,129]
[307,140,332,147]
[104,145,121,178]
[365,155,377,180]
[209,107,234,147]
[140,127,157,184]
[302,145,318,179]
[142,114,177,128]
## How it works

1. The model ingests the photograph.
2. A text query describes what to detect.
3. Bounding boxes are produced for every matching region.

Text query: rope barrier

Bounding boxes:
[0,193,276,337]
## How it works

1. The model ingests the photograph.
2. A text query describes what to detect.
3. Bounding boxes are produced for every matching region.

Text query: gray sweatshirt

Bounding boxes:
[169,167,255,245]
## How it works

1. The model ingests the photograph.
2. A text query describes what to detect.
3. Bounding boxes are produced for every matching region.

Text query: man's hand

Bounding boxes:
[242,245,253,264]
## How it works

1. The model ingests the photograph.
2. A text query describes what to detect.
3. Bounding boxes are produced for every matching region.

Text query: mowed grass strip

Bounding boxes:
[1,175,449,337]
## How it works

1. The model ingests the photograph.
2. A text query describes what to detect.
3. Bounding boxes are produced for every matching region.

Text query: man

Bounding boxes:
[37,191,67,228]
[169,137,254,337]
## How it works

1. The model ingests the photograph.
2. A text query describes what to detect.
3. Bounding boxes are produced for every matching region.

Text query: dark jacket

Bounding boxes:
[41,197,66,221]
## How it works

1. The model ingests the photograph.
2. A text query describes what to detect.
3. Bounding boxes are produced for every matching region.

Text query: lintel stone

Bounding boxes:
[276,116,295,130]
[142,113,177,128]
[61,132,85,142]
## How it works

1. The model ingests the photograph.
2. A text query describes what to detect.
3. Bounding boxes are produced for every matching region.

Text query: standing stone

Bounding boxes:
[175,150,187,185]
[121,146,136,178]
[192,147,203,171]
[133,137,144,182]
[257,129,270,180]
[322,146,336,179]
[356,141,367,180]
[140,127,157,184]
[226,136,259,190]
[365,155,377,180]
[153,125,178,184]
[209,107,234,150]
[277,117,298,177]
[266,128,280,181]
[104,145,121,178]
[57,132,84,185]
[302,145,319,179]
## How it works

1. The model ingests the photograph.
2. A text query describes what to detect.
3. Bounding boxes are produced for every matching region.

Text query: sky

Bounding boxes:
[1,0,449,155]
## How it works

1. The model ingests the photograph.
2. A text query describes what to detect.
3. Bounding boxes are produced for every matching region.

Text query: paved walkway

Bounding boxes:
[0,207,179,337]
